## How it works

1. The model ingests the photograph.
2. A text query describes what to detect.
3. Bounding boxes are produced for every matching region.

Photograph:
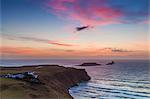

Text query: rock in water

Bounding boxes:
[106,61,115,65]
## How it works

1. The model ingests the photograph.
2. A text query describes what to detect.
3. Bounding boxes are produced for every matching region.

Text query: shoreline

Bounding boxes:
[0,65,91,99]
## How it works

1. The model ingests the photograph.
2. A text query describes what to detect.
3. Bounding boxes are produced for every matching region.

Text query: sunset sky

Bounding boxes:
[1,0,150,59]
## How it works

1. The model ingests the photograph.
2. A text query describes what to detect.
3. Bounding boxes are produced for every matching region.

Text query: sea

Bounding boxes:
[0,59,150,99]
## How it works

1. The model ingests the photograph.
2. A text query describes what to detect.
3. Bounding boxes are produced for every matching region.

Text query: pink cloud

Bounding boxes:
[142,20,150,24]
[45,0,123,26]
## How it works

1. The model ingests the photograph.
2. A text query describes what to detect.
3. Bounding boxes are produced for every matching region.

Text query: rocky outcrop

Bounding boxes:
[77,62,101,66]
[0,65,91,99]
[106,61,115,65]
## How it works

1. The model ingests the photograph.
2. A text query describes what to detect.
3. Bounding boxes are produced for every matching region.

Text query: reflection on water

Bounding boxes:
[69,60,150,99]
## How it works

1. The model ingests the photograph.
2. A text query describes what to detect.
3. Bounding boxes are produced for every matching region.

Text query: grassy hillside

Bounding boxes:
[0,65,90,99]
[0,78,26,99]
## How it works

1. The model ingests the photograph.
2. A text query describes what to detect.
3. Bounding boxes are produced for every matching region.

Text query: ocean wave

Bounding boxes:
[69,81,150,99]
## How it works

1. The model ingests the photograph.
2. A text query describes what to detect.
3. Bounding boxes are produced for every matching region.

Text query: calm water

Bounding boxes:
[0,59,150,99]
[69,60,150,99]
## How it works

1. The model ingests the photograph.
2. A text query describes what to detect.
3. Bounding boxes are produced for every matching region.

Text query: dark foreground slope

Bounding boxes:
[0,65,91,99]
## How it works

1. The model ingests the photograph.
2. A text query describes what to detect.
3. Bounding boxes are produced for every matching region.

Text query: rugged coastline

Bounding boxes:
[0,65,91,99]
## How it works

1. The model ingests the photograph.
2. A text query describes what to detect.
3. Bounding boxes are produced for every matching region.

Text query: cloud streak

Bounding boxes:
[101,48,133,53]
[20,37,73,46]
[44,0,149,26]
[3,34,74,47]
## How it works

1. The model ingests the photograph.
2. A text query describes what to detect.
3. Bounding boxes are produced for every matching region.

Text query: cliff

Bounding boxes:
[0,65,91,99]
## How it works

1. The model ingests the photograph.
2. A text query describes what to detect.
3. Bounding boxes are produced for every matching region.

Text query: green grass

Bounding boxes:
[0,78,26,99]
[0,71,21,75]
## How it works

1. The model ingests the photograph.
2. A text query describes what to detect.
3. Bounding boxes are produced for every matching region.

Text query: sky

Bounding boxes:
[1,0,150,59]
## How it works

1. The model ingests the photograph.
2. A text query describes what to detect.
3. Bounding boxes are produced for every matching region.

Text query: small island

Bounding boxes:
[0,65,91,99]
[106,61,115,65]
[77,62,101,66]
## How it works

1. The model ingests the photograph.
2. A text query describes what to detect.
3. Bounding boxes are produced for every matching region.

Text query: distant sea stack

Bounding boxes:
[77,62,101,66]
[0,65,91,99]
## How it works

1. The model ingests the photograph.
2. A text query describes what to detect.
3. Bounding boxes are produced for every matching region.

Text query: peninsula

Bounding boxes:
[0,65,91,99]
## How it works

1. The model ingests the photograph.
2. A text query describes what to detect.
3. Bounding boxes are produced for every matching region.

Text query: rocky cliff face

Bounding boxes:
[0,65,91,99]
[36,66,91,99]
